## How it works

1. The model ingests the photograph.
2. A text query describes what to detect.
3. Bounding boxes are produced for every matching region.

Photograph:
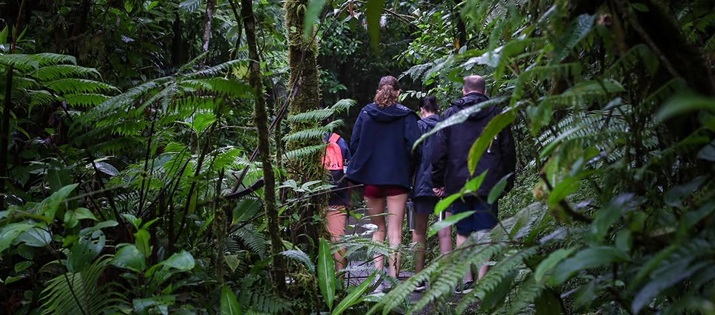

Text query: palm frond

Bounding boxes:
[283,144,325,161]
[30,65,101,81]
[40,257,125,315]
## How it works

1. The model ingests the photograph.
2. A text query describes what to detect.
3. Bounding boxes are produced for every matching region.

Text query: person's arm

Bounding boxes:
[500,123,517,193]
[431,111,451,192]
[350,112,363,154]
[405,114,422,178]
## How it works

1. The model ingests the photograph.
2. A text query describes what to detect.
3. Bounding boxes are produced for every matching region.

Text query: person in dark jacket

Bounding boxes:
[346,76,421,287]
[410,95,452,292]
[431,75,516,294]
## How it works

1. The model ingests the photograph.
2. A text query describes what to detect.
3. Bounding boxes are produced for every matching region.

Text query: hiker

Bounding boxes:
[346,75,421,290]
[410,95,452,293]
[431,75,516,294]
[323,131,352,272]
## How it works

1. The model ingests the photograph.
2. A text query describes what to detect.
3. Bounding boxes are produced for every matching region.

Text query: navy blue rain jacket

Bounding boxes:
[346,103,421,189]
[412,114,441,198]
[431,93,516,196]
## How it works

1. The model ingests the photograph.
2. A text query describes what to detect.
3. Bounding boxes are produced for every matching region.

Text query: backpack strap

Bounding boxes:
[328,133,341,144]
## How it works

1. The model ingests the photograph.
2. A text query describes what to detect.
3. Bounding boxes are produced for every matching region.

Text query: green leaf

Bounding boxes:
[17,227,52,247]
[281,249,315,272]
[14,261,33,273]
[535,289,565,314]
[534,248,576,283]
[366,0,386,50]
[656,94,715,122]
[547,177,581,206]
[162,250,195,271]
[697,140,715,161]
[488,173,512,204]
[39,183,79,220]
[0,223,35,253]
[133,295,175,314]
[68,230,106,272]
[428,211,475,238]
[433,193,462,216]
[467,110,515,174]
[94,162,119,177]
[220,286,243,315]
[64,208,98,228]
[632,261,708,314]
[191,112,216,135]
[333,272,377,315]
[232,198,262,225]
[225,255,240,272]
[317,238,336,310]
[304,0,328,40]
[550,247,629,286]
[135,229,151,258]
[463,171,488,194]
[111,244,147,272]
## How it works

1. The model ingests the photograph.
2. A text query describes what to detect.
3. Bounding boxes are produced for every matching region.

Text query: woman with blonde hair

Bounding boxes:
[346,76,421,291]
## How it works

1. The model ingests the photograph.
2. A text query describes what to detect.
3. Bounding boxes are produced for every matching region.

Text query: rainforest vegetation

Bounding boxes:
[1,0,714,314]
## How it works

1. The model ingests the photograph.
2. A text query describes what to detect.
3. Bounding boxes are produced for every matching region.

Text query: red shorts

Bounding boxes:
[363,185,408,199]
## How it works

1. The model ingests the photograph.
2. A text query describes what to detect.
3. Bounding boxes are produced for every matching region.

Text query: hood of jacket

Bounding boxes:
[450,92,495,121]
[364,103,415,122]
[421,114,440,128]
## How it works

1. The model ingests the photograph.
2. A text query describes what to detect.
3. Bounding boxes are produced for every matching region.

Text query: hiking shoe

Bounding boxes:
[414,281,427,293]
[455,281,474,294]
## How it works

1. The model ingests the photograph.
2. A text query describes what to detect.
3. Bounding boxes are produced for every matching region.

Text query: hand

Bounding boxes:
[433,187,445,197]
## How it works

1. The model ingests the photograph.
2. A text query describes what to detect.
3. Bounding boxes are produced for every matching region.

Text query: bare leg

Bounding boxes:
[456,233,473,283]
[438,211,453,254]
[385,193,407,278]
[411,212,429,273]
[366,196,386,272]
[326,207,348,271]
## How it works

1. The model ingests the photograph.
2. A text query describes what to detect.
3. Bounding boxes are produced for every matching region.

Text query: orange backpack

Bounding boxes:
[322,133,344,171]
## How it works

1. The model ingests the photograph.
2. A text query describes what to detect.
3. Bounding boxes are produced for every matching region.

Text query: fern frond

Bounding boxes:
[28,90,59,108]
[283,144,325,160]
[288,109,335,123]
[503,275,543,315]
[551,14,597,64]
[86,76,172,120]
[330,98,356,113]
[181,77,253,99]
[232,224,267,259]
[0,54,42,71]
[33,53,77,66]
[45,78,118,95]
[188,59,248,78]
[40,257,125,315]
[281,126,332,143]
[243,288,293,314]
[30,65,101,81]
[64,93,112,108]
[456,247,538,313]
[607,44,659,77]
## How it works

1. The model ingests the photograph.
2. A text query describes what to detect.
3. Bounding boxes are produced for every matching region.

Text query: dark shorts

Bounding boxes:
[328,170,350,206]
[451,196,498,236]
[363,185,408,199]
[413,196,440,215]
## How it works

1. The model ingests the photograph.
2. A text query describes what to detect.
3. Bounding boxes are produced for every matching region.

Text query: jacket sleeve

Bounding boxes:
[405,114,422,179]
[431,110,451,188]
[350,112,364,154]
[499,124,517,193]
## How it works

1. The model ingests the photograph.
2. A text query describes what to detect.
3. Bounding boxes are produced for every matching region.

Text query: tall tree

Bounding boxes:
[284,0,324,253]
[241,0,286,292]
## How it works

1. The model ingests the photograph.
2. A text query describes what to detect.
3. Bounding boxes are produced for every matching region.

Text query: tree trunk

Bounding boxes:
[284,0,324,256]
[202,0,216,52]
[240,0,286,292]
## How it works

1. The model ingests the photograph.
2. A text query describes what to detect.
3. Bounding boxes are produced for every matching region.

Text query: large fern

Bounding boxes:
[40,257,125,315]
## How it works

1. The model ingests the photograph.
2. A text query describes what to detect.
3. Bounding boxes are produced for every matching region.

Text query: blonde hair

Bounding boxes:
[374,76,400,108]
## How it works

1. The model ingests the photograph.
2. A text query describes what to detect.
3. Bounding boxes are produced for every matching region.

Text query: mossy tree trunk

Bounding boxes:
[241,0,286,292]
[284,0,325,256]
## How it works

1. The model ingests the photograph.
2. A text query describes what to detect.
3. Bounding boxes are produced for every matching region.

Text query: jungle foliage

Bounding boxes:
[1,0,714,314]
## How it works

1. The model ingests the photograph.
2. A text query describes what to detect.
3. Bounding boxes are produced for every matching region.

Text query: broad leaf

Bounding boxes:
[366,0,386,49]
[467,110,515,175]
[428,211,475,238]
[317,238,336,310]
[0,223,35,253]
[111,244,146,272]
[333,272,377,315]
[550,247,630,286]
[656,94,715,122]
[162,250,195,271]
[488,173,512,204]
[220,286,243,315]
[281,249,314,272]
[534,248,576,283]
